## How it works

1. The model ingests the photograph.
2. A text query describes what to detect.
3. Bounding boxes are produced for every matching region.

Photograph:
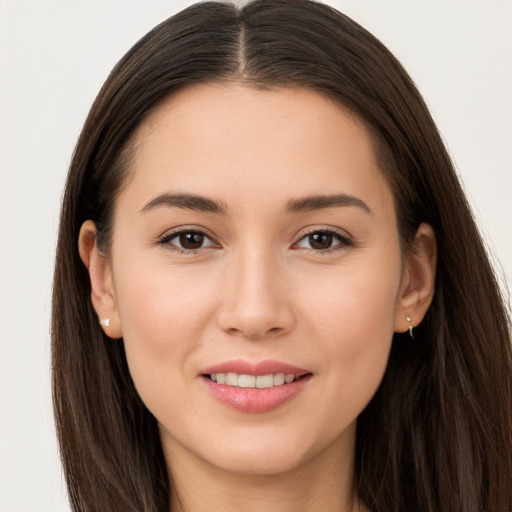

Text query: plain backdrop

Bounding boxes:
[1,1,511,510]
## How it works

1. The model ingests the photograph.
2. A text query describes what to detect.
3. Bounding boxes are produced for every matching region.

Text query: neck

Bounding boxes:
[165,428,364,512]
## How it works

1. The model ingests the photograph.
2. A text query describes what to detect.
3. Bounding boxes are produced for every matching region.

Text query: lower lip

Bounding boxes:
[202,375,312,413]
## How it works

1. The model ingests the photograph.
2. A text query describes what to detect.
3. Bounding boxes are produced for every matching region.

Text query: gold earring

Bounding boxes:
[99,318,111,328]
[406,315,414,338]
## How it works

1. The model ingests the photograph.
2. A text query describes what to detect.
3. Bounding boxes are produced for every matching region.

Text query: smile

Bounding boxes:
[209,372,298,388]
[201,361,312,413]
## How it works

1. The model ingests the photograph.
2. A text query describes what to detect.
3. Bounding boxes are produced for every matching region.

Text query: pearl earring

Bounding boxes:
[99,318,111,328]
[406,315,414,338]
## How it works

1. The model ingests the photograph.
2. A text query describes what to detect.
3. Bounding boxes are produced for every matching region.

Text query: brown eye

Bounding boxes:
[179,232,205,249]
[295,229,352,252]
[159,229,217,252]
[308,232,333,250]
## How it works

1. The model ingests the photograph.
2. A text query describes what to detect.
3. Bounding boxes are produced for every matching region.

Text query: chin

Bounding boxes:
[191,424,335,477]
[206,444,309,476]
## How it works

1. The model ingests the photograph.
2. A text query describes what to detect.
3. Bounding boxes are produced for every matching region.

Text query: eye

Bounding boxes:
[295,229,352,251]
[159,229,218,252]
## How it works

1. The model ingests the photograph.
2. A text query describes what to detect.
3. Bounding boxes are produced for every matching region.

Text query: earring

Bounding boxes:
[406,315,414,338]
[99,318,111,328]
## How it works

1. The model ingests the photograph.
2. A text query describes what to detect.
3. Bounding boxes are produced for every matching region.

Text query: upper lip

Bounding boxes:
[201,359,309,377]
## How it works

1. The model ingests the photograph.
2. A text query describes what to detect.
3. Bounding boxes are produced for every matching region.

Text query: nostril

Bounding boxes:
[216,296,295,339]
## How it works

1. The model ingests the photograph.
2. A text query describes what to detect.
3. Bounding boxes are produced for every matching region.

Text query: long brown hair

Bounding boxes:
[52,1,512,510]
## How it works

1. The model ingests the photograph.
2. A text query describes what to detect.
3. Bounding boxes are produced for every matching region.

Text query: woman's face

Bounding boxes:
[102,84,408,475]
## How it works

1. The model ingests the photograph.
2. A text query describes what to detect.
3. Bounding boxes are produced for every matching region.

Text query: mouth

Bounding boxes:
[206,372,310,389]
[200,361,312,413]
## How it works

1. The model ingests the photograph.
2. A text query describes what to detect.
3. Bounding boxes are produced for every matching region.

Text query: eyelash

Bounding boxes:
[293,227,354,253]
[157,227,354,254]
[157,228,219,255]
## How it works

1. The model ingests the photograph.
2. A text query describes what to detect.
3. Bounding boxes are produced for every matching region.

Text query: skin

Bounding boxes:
[79,84,436,511]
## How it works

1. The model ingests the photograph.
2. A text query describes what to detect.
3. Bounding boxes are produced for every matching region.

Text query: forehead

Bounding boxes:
[120,83,393,218]
[136,83,370,162]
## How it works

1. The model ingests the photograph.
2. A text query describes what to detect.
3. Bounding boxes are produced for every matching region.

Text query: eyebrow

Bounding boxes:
[140,192,371,216]
[286,194,372,215]
[140,193,227,214]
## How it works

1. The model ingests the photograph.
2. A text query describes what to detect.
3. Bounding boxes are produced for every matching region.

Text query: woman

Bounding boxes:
[51,0,512,510]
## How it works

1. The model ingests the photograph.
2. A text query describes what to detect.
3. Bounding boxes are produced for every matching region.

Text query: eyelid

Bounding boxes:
[156,225,220,252]
[155,224,354,254]
[292,226,354,251]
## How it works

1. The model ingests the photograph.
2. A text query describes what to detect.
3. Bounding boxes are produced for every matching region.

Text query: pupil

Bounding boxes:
[309,232,333,249]
[179,232,204,249]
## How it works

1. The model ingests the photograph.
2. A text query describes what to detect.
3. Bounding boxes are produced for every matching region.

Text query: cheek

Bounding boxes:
[300,254,400,337]
[297,257,401,407]
[112,260,217,405]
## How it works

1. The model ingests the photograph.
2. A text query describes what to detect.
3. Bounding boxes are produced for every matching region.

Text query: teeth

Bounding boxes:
[256,374,274,388]
[209,372,298,388]
[272,373,285,386]
[238,374,256,388]
[226,373,238,386]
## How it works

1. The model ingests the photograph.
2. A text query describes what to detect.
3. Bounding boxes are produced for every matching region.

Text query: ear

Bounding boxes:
[394,223,437,334]
[78,220,123,338]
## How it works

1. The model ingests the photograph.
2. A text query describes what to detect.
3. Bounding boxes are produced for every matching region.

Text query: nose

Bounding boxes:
[216,248,295,339]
